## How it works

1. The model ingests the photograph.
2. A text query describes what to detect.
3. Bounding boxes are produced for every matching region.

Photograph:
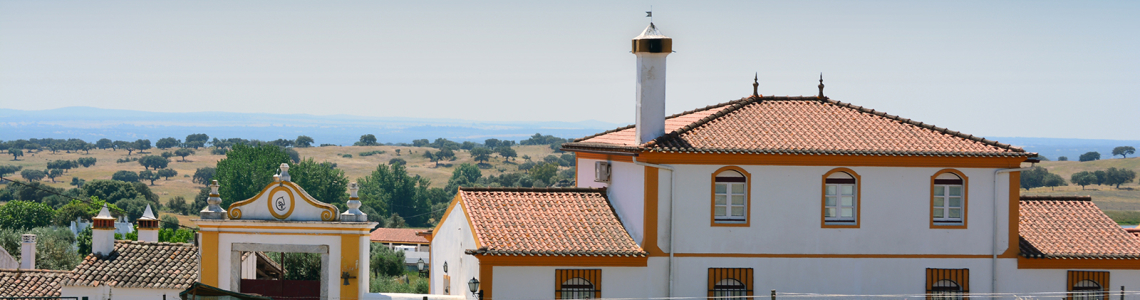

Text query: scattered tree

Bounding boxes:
[77,157,97,167]
[295,136,314,147]
[1079,151,1101,162]
[1113,146,1136,158]
[0,165,22,178]
[185,134,209,149]
[388,158,406,166]
[139,170,158,185]
[357,134,379,146]
[157,168,178,180]
[46,169,63,183]
[497,146,517,161]
[10,148,22,160]
[1056,156,1068,161]
[134,139,152,152]
[412,139,429,147]
[174,148,195,161]
[470,147,493,164]
[96,138,114,150]
[138,155,170,170]
[1105,167,1137,189]
[20,169,45,182]
[155,137,181,149]
[530,163,558,184]
[112,170,140,182]
[193,167,216,186]
[1071,171,1097,190]
[160,214,180,231]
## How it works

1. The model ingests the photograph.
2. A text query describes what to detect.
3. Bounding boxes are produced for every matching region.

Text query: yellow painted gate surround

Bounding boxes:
[195,220,375,300]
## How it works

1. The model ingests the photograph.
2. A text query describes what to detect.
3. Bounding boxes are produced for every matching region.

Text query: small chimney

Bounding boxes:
[137,205,159,242]
[20,234,35,269]
[632,22,673,145]
[92,204,117,256]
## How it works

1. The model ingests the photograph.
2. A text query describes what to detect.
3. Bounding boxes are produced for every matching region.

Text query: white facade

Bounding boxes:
[62,286,182,300]
[429,201,480,298]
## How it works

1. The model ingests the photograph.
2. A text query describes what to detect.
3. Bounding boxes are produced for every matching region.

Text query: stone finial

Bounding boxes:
[341,182,366,222]
[752,73,760,98]
[200,179,227,219]
[279,163,291,182]
[818,73,825,98]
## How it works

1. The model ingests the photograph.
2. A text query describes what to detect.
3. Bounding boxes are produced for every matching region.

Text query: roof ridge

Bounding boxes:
[459,187,606,193]
[0,269,73,273]
[822,99,1027,153]
[570,98,749,143]
[1020,195,1093,201]
[115,240,196,247]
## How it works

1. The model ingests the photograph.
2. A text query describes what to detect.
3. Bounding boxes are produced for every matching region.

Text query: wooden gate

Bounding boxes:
[241,279,321,300]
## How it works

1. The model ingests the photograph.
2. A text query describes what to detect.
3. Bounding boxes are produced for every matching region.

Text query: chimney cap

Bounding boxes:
[139,205,157,221]
[634,22,670,40]
[94,204,114,220]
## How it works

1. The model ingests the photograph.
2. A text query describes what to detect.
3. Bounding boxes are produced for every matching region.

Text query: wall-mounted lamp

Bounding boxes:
[468,277,480,295]
[443,261,448,273]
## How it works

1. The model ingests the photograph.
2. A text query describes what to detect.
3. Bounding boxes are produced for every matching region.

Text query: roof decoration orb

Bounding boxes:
[199,180,227,219]
[278,163,291,182]
[341,182,367,222]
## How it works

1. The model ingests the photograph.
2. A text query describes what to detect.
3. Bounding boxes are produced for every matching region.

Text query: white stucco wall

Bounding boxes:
[430,202,479,298]
[62,286,182,300]
[491,266,652,300]
[655,165,1010,255]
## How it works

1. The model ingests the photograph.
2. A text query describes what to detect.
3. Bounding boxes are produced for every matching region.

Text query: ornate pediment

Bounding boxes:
[226,164,341,221]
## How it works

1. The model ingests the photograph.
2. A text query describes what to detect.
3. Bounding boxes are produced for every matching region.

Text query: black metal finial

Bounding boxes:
[752,73,759,97]
[817,73,825,98]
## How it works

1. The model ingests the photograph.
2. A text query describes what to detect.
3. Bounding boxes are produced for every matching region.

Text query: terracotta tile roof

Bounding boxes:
[63,240,199,289]
[1126,228,1140,238]
[0,269,70,297]
[1019,196,1140,259]
[370,228,429,244]
[458,187,645,257]
[566,96,1030,157]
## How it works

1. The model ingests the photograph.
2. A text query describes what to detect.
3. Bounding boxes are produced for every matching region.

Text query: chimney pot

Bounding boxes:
[20,234,35,269]
[632,22,672,145]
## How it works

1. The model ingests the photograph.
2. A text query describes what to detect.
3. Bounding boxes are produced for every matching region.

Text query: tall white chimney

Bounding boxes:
[20,234,35,269]
[92,204,116,256]
[632,23,672,145]
[137,204,159,242]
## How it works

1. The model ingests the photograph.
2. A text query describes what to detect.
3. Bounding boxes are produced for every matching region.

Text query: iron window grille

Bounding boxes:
[926,268,969,300]
[1068,271,1109,300]
[708,268,753,300]
[555,269,600,299]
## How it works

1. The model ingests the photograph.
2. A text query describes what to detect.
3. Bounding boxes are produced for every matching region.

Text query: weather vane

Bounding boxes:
[646,6,653,22]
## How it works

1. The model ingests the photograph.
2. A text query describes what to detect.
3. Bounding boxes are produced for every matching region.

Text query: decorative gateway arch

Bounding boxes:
[194,164,376,300]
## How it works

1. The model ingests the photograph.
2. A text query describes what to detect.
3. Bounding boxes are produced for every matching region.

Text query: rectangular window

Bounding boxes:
[555,269,600,299]
[824,181,856,222]
[933,184,964,222]
[1068,271,1108,300]
[715,181,747,222]
[926,268,969,300]
[708,268,753,300]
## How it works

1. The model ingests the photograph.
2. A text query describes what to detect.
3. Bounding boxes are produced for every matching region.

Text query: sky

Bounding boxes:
[1,1,1137,140]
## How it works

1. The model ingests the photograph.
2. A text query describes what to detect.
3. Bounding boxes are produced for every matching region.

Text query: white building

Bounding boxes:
[371,228,431,267]
[428,22,1140,300]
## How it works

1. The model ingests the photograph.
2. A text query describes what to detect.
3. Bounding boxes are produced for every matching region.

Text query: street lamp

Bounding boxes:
[443,261,448,273]
[469,277,481,299]
[416,258,426,278]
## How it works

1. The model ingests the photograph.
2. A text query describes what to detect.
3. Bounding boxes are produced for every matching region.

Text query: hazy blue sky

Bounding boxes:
[2,1,1137,139]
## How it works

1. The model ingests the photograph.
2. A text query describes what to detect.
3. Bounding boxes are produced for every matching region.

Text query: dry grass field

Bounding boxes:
[1022,157,1140,222]
[2,144,558,208]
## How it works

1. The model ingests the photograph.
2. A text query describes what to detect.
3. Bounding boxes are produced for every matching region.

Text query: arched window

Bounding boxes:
[822,169,859,227]
[930,279,963,300]
[712,279,747,300]
[712,167,749,226]
[932,170,967,227]
[1072,279,1105,300]
[555,269,600,299]
[558,277,595,299]
[708,268,753,300]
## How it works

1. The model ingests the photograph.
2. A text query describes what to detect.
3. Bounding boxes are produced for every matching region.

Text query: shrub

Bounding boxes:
[342,154,353,158]
[112,170,139,182]
[359,150,386,157]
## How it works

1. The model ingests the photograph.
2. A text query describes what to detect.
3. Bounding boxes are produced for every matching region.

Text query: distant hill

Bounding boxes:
[0,107,622,145]
[990,137,1140,162]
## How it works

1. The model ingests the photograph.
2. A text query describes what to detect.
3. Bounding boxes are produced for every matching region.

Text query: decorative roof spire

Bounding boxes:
[140,204,156,220]
[751,73,760,98]
[817,73,825,98]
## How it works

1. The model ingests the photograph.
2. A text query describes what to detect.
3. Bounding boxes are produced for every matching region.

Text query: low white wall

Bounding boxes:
[62,286,183,300]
